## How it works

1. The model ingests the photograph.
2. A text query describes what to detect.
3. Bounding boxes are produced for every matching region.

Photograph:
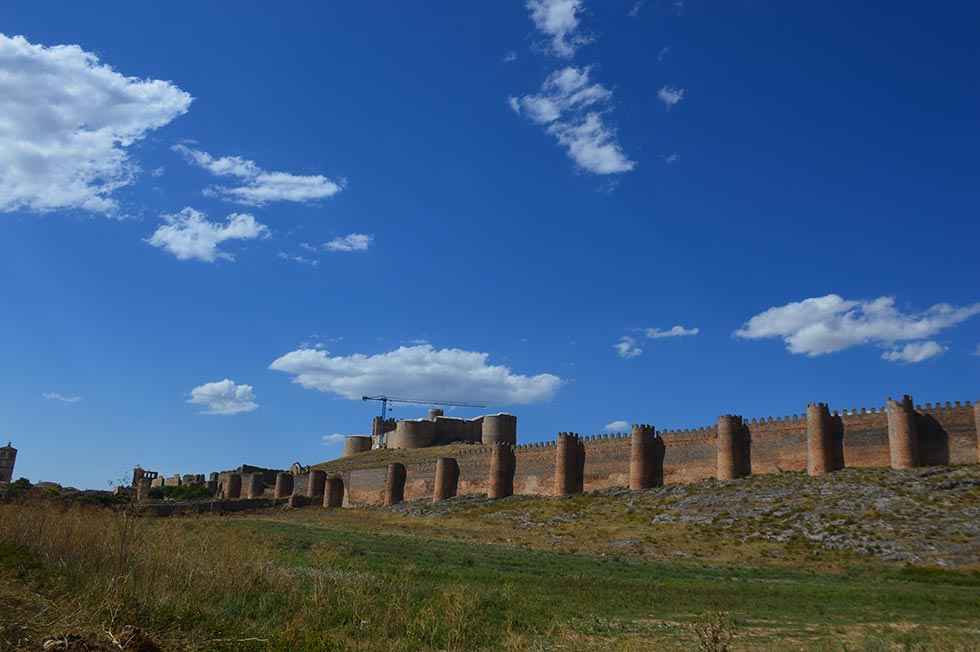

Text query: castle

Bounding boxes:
[132,395,980,514]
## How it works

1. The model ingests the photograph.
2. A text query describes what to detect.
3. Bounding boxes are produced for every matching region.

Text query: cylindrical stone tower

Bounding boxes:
[389,419,436,449]
[716,416,743,481]
[324,477,345,508]
[428,408,444,420]
[225,473,242,499]
[806,403,833,476]
[886,395,919,469]
[343,436,373,458]
[830,413,846,471]
[629,424,658,490]
[433,457,460,502]
[384,463,406,506]
[206,479,218,496]
[307,470,327,498]
[489,444,515,499]
[482,414,518,446]
[555,433,584,496]
[244,474,264,499]
[274,472,293,499]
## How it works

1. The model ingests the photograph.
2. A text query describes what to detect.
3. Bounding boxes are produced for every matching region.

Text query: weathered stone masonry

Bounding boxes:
[339,398,979,506]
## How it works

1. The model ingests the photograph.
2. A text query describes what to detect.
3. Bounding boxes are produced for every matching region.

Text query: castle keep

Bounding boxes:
[133,395,980,514]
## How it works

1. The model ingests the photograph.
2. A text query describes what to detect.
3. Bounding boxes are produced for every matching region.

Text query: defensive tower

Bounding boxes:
[489,444,516,499]
[385,463,407,506]
[806,403,833,476]
[886,395,919,469]
[433,457,460,502]
[0,442,17,483]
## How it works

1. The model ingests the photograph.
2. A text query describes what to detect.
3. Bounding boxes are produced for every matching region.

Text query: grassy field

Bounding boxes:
[2,471,979,650]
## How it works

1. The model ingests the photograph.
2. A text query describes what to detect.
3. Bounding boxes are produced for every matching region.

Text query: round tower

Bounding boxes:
[482,414,518,446]
[224,473,242,499]
[384,463,406,506]
[274,472,293,499]
[307,470,327,498]
[389,419,435,449]
[806,403,833,476]
[554,433,584,496]
[0,442,16,483]
[433,457,460,502]
[323,477,345,508]
[489,444,515,499]
[716,415,743,481]
[629,424,658,490]
[136,478,152,503]
[886,395,919,469]
[343,436,373,458]
[428,408,444,420]
[243,474,264,499]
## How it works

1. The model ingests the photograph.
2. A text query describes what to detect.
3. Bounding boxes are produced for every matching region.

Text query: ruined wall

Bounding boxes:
[341,400,978,507]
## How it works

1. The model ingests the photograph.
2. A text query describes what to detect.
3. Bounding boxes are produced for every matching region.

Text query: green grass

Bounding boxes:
[1,501,979,650]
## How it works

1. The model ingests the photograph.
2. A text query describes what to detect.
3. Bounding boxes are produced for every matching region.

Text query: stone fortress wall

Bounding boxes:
[338,397,980,505]
[132,396,979,512]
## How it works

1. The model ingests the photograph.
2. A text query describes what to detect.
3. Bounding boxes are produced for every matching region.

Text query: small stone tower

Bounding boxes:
[885,395,919,469]
[554,432,585,496]
[1,442,18,483]
[629,424,663,490]
[433,457,460,502]
[489,444,516,499]
[716,415,750,480]
[806,403,833,476]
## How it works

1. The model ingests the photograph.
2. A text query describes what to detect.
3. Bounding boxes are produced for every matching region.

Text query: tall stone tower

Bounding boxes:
[0,442,17,483]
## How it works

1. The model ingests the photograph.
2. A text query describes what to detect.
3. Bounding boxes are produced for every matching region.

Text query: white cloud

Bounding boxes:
[322,433,345,445]
[657,46,671,62]
[657,85,686,109]
[0,34,191,215]
[604,420,629,431]
[527,0,590,58]
[614,336,643,358]
[42,392,81,403]
[974,344,980,357]
[151,167,165,177]
[269,344,561,405]
[188,379,258,415]
[324,233,372,252]
[645,325,699,339]
[735,294,980,357]
[511,67,634,175]
[503,50,518,63]
[147,207,268,262]
[278,251,319,266]
[881,341,946,364]
[172,144,343,206]
[628,1,646,17]
[662,153,679,164]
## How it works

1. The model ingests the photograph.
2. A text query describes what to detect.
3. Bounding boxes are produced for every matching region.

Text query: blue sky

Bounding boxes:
[1,1,978,489]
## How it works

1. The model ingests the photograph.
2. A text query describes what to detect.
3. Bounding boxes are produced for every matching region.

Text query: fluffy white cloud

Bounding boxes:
[527,0,589,58]
[614,336,643,358]
[172,144,343,206]
[322,433,345,445]
[147,207,268,262]
[881,341,946,364]
[657,85,686,109]
[42,392,81,403]
[269,344,561,405]
[0,34,191,215]
[645,325,699,339]
[604,420,629,432]
[735,294,980,357]
[324,233,373,252]
[511,67,634,175]
[188,379,258,415]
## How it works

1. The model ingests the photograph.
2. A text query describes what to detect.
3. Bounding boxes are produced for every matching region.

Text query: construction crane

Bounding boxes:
[361,395,488,446]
